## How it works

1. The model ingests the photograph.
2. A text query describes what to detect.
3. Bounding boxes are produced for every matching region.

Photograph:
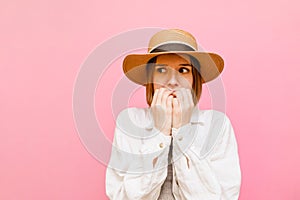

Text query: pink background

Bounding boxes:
[1,0,299,199]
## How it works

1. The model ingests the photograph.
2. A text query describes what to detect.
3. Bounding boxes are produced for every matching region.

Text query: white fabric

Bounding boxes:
[106,107,241,200]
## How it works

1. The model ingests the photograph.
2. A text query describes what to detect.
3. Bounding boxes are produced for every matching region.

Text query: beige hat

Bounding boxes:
[123,29,224,85]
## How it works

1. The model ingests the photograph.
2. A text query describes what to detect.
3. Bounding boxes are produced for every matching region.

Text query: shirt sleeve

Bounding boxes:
[172,113,241,199]
[106,109,172,200]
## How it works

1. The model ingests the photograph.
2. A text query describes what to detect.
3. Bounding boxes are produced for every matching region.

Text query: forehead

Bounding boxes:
[155,54,191,65]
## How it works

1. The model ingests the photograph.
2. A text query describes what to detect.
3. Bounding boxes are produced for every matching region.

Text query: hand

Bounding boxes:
[151,88,173,136]
[172,88,195,129]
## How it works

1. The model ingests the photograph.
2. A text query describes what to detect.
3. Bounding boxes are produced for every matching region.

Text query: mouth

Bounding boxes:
[163,87,178,97]
[169,91,177,98]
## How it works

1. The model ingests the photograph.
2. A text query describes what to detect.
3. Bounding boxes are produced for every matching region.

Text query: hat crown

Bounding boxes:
[148,29,198,53]
[123,28,224,85]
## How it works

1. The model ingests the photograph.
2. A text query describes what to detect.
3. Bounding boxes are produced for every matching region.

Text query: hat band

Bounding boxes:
[149,41,197,53]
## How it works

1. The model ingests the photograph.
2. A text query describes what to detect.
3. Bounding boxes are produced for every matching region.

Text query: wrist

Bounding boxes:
[162,128,171,136]
[173,121,189,129]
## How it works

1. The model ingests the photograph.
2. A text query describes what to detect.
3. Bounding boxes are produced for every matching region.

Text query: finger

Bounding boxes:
[166,95,173,113]
[167,95,173,107]
[156,88,166,105]
[172,97,179,107]
[182,88,191,107]
[186,89,194,106]
[161,90,172,108]
[172,97,180,115]
[174,89,184,107]
[189,89,196,106]
[151,89,159,107]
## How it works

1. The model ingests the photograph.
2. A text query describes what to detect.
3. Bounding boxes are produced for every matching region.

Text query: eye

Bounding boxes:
[178,67,190,74]
[156,67,167,73]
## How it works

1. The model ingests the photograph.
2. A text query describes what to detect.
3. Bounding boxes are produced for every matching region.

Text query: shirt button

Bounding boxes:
[159,143,164,148]
[178,136,183,141]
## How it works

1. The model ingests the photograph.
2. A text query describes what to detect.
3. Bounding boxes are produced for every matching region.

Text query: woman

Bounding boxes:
[106,29,241,199]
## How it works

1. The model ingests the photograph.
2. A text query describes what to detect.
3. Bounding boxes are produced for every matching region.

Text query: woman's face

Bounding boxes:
[152,54,193,91]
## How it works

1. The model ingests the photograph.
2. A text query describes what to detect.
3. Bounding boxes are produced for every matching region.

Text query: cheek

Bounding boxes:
[179,75,193,88]
[188,76,194,87]
[153,84,160,91]
[153,82,165,90]
[152,75,167,89]
[187,74,194,86]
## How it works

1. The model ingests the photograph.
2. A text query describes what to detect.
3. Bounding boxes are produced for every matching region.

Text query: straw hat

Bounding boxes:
[123,29,224,85]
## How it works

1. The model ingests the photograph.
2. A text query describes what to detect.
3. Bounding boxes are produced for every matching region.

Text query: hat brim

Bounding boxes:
[123,51,224,85]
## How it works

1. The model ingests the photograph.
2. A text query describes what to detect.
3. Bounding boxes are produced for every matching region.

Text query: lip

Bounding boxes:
[168,90,177,97]
[165,87,177,92]
[160,87,177,96]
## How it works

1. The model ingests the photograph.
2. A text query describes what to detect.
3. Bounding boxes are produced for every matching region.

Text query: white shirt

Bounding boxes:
[106,107,241,200]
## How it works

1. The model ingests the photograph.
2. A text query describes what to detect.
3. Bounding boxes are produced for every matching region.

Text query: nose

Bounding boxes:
[167,70,179,89]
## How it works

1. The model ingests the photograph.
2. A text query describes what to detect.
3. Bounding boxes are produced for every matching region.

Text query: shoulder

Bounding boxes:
[194,109,232,127]
[194,109,234,157]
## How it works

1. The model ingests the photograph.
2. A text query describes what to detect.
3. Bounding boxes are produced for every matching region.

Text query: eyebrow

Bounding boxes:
[179,64,192,67]
[154,63,192,67]
[154,64,168,67]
